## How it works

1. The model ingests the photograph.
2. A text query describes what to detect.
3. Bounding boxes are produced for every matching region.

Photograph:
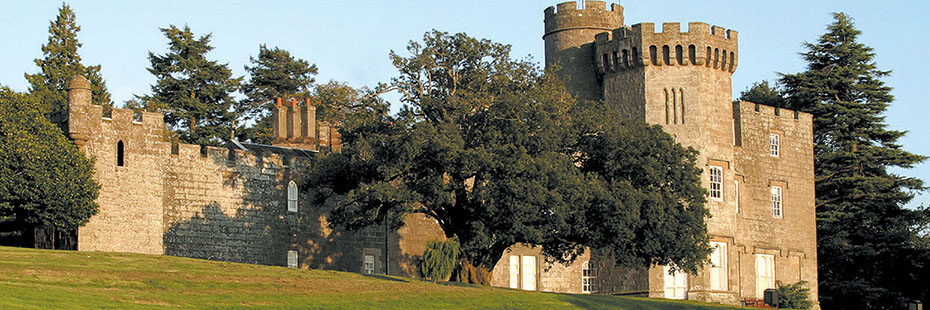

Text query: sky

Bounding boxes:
[1,1,928,208]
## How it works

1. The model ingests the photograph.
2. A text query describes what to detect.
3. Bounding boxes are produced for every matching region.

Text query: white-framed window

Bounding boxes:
[709,166,723,200]
[287,250,298,268]
[734,180,740,213]
[755,254,775,298]
[287,181,298,212]
[508,255,537,291]
[364,254,375,274]
[663,265,688,300]
[709,242,728,290]
[771,186,783,218]
[582,261,598,294]
[770,133,780,157]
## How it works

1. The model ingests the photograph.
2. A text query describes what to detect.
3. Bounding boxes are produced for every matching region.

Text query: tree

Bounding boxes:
[25,4,111,115]
[141,25,241,146]
[780,13,928,309]
[239,45,318,143]
[303,31,709,284]
[418,238,460,282]
[0,87,99,248]
[776,281,814,310]
[738,80,785,108]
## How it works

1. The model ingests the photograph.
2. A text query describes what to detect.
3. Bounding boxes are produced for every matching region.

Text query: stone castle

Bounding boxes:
[62,1,818,307]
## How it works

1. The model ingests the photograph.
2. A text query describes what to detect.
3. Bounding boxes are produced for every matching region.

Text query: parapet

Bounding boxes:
[594,21,738,75]
[543,1,624,39]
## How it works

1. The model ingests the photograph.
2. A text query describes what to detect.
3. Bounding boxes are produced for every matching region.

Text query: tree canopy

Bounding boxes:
[25,3,111,115]
[780,13,929,309]
[738,80,784,108]
[303,31,709,284]
[0,87,99,243]
[141,25,241,146]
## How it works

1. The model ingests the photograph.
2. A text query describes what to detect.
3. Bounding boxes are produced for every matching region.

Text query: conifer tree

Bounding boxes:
[780,13,928,309]
[25,4,111,115]
[142,25,241,146]
[239,45,317,143]
[738,80,785,108]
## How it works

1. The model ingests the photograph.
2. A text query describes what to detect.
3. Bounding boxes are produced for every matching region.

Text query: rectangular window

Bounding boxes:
[709,166,723,200]
[364,254,375,274]
[287,250,298,268]
[755,254,775,298]
[710,242,728,290]
[509,255,520,289]
[770,133,780,157]
[734,180,740,213]
[771,186,783,218]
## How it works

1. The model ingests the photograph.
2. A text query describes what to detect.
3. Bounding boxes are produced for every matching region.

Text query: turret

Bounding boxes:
[67,75,93,148]
[543,1,623,101]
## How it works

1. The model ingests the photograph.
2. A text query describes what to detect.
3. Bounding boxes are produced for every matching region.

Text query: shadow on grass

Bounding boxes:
[360,273,410,283]
[556,294,744,310]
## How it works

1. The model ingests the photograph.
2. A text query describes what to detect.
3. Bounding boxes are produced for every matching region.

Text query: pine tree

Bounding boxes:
[142,25,241,146]
[239,45,317,143]
[780,13,928,309]
[25,4,112,115]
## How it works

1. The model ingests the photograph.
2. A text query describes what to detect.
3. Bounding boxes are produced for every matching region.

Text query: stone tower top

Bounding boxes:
[68,75,92,107]
[543,1,623,39]
[594,22,739,76]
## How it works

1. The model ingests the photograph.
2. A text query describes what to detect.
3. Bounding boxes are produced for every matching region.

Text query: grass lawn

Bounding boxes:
[0,246,748,309]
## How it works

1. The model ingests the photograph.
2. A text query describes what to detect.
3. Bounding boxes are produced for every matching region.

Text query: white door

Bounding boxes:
[755,254,775,298]
[509,255,520,289]
[664,265,688,299]
[521,255,537,291]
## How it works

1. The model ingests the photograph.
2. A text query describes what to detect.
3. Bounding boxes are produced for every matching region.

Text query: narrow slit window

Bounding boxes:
[650,45,658,66]
[675,45,684,65]
[116,140,125,167]
[672,88,678,124]
[714,48,720,68]
[721,49,728,70]
[679,88,685,124]
[664,89,670,124]
[734,180,740,213]
[706,46,712,67]
[729,51,735,71]
[621,49,629,68]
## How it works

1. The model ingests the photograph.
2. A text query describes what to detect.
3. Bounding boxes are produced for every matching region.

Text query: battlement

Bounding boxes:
[543,1,624,38]
[594,22,738,75]
[738,100,812,123]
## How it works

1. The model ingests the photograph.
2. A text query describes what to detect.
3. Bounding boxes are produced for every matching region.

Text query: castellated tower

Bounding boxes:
[544,2,818,307]
[543,1,623,101]
[594,22,738,157]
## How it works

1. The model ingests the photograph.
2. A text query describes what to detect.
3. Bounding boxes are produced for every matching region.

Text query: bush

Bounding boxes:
[776,281,813,309]
[417,238,460,282]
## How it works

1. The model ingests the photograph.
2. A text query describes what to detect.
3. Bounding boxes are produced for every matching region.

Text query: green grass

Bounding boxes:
[0,246,747,309]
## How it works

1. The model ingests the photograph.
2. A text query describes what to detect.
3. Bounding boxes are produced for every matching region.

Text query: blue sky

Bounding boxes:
[1,1,928,208]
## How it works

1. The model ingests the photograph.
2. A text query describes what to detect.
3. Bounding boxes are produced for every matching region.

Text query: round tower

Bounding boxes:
[543,1,623,101]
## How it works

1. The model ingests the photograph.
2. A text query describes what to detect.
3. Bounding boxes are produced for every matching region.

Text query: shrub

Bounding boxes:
[776,280,813,309]
[417,238,460,282]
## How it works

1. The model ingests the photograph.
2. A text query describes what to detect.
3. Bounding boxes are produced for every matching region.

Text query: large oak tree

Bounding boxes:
[303,31,710,284]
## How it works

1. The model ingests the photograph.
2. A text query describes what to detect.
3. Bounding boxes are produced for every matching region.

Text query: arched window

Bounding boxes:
[662,45,671,65]
[675,45,684,65]
[650,45,658,66]
[714,48,720,68]
[729,51,736,71]
[116,140,125,167]
[287,181,298,212]
[621,49,629,68]
[582,261,598,293]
